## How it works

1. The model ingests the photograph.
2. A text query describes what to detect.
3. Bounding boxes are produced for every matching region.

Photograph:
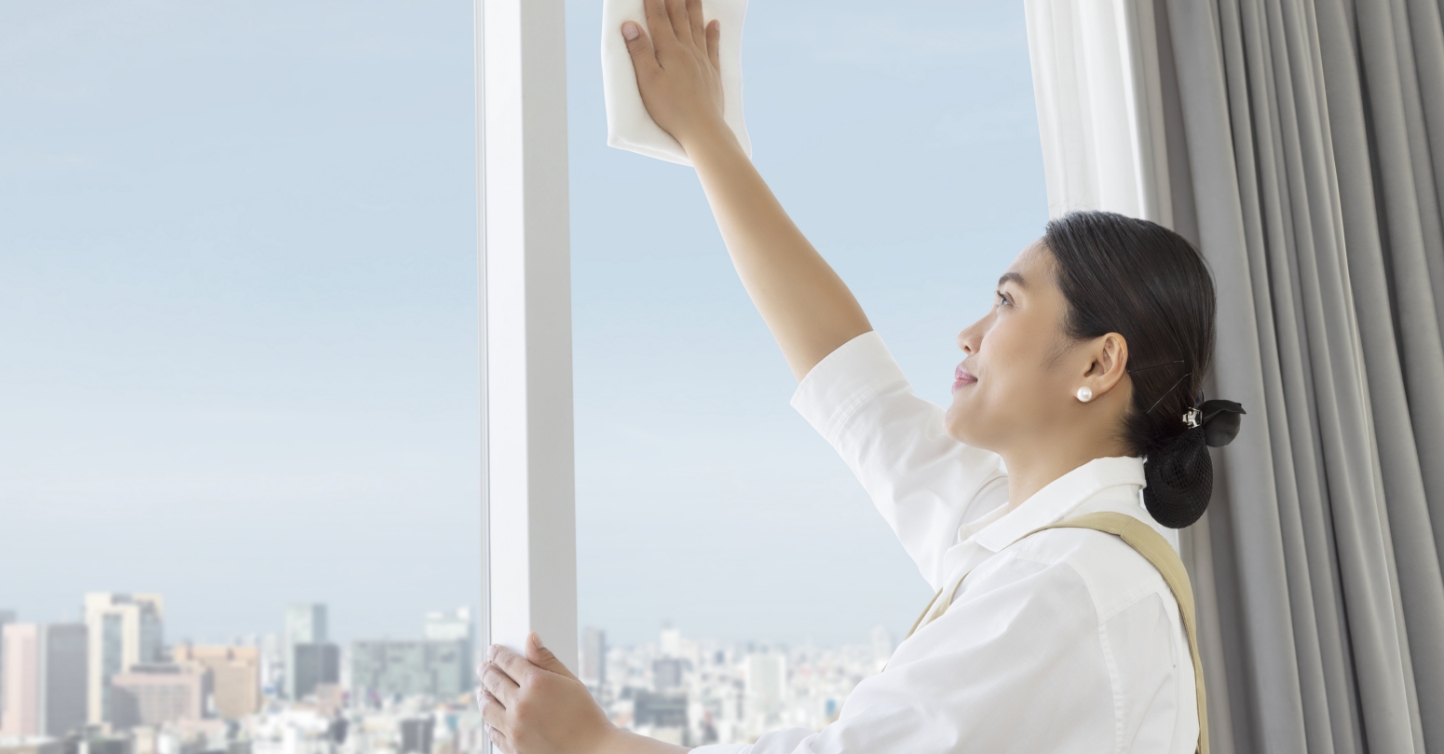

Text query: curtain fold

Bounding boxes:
[1163,0,1444,750]
[1026,0,1444,751]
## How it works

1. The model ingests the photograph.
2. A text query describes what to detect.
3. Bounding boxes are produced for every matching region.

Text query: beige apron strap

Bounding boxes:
[900,512,1207,754]
[905,586,946,640]
[1038,513,1208,754]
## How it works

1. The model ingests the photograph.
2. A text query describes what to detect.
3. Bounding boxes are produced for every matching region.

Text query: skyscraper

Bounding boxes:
[870,625,894,669]
[83,593,164,726]
[283,604,327,700]
[745,653,786,725]
[1,622,88,737]
[171,645,260,719]
[348,609,473,703]
[399,717,432,754]
[256,634,283,698]
[290,643,340,701]
[108,664,210,729]
[349,639,468,701]
[422,607,474,681]
[652,658,686,692]
[579,627,606,690]
[0,609,14,725]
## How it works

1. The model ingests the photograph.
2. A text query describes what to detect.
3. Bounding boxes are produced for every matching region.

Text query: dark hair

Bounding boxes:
[1043,210,1238,528]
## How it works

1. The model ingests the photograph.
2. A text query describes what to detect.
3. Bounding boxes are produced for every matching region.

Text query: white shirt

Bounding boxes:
[693,331,1199,754]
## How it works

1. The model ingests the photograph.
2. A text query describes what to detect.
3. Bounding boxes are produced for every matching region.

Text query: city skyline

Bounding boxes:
[1,591,890,750]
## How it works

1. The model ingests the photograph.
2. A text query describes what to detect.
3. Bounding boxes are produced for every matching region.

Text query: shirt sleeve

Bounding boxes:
[790,331,1008,587]
[690,554,1118,754]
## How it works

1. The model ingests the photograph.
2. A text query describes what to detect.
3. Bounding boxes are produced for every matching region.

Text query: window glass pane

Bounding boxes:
[1,3,483,751]
[567,0,1047,744]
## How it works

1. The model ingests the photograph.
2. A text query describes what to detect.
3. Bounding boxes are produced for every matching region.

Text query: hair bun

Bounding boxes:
[1143,398,1246,528]
[1143,429,1212,528]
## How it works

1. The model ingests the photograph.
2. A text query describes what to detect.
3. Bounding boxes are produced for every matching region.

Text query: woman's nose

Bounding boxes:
[957,328,975,355]
[957,314,987,354]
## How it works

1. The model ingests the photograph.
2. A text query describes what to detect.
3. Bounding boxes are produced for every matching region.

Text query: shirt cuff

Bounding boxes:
[789,330,909,444]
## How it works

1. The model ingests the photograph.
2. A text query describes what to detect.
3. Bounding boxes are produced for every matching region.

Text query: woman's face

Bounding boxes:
[944,241,1085,452]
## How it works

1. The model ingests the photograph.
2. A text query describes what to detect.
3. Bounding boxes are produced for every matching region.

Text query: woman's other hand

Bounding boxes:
[622,0,732,154]
[477,632,616,754]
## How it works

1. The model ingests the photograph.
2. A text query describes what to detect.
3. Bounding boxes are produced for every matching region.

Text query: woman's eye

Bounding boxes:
[995,291,1011,307]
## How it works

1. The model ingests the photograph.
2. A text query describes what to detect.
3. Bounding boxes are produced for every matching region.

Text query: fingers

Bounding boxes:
[479,662,520,707]
[490,645,534,687]
[481,688,514,754]
[706,19,720,71]
[485,721,513,754]
[621,20,661,79]
[665,0,690,44]
[684,0,705,45]
[479,689,506,729]
[643,0,673,51]
[525,632,579,681]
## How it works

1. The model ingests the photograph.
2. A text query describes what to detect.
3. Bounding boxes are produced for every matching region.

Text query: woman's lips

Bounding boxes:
[953,364,977,390]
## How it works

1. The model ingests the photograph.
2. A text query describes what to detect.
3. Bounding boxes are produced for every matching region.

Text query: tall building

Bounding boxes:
[422,608,473,682]
[0,610,14,725]
[351,610,473,703]
[579,627,606,689]
[870,626,894,669]
[0,623,88,737]
[171,646,260,720]
[398,718,432,754]
[282,605,326,700]
[349,639,468,701]
[290,644,339,701]
[659,626,681,657]
[652,658,686,693]
[745,653,786,724]
[633,690,687,745]
[108,664,210,729]
[83,594,164,726]
[256,634,283,698]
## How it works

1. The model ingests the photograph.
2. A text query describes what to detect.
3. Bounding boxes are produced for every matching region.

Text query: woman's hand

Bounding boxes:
[477,634,689,754]
[623,0,873,395]
[477,633,618,754]
[622,0,733,154]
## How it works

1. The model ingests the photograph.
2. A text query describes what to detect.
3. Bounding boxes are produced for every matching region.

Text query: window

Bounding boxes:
[2,4,484,752]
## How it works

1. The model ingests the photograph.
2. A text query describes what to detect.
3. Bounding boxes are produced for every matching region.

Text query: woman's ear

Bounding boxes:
[1087,333,1129,394]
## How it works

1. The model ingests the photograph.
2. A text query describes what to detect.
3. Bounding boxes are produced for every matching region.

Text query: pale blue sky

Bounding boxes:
[0,1,1045,647]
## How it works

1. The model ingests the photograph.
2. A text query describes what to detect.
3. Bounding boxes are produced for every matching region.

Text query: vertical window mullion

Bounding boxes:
[477,0,578,677]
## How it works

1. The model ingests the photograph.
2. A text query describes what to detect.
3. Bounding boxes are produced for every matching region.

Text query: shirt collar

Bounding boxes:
[971,456,1146,553]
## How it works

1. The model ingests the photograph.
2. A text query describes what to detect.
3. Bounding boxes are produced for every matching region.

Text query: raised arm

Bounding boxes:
[622,0,872,382]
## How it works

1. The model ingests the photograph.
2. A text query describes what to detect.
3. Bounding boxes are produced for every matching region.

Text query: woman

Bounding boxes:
[477,1,1243,752]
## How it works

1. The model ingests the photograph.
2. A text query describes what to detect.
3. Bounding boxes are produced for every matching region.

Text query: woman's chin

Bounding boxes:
[945,396,1000,450]
[943,405,976,445]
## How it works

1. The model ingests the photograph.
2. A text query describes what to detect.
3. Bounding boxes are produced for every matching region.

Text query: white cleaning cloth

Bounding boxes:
[601,0,750,166]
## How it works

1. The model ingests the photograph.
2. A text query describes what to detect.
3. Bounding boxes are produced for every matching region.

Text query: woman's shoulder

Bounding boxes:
[981,521,1173,621]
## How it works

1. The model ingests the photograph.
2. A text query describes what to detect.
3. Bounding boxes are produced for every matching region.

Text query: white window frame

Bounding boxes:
[475,0,578,673]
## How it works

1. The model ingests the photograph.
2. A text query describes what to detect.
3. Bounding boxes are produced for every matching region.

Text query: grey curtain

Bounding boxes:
[1148,0,1444,752]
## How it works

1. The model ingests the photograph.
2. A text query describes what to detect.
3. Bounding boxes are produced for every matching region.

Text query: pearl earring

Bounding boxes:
[1076,387,1093,402]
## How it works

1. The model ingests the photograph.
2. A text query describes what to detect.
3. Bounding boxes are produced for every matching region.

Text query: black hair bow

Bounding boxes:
[1197,399,1245,447]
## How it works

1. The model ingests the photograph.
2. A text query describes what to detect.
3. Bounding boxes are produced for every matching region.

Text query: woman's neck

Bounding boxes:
[1001,437,1132,511]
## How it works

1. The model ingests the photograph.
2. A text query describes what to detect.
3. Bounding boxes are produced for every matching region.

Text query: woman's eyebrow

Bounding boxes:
[998,272,1026,288]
